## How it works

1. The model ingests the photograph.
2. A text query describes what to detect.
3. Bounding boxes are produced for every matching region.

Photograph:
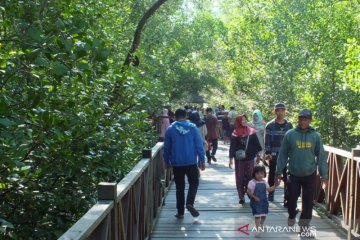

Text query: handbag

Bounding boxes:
[235,136,249,161]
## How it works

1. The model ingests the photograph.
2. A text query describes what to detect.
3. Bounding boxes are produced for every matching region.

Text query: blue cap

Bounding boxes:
[298,109,312,119]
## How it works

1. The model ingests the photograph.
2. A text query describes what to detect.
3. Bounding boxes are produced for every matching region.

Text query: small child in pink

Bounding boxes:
[247,165,279,231]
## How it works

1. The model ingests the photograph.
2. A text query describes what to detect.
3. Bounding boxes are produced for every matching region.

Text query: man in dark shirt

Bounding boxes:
[166,106,175,124]
[265,103,293,205]
[204,108,219,164]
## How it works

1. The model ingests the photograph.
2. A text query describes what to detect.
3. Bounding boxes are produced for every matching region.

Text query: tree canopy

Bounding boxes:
[0,0,359,238]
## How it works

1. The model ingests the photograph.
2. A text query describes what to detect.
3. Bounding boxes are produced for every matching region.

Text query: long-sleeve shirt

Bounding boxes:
[229,133,262,161]
[264,119,293,156]
[276,126,328,179]
[163,120,205,166]
[205,114,219,140]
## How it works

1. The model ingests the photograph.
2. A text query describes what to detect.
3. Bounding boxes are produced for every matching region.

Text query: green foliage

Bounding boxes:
[0,0,162,239]
[209,0,360,148]
[1,0,359,238]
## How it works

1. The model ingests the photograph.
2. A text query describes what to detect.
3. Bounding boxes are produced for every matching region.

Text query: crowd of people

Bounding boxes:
[161,103,329,237]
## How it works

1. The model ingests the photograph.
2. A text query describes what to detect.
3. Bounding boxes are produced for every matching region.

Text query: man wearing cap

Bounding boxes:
[275,109,328,236]
[264,103,293,204]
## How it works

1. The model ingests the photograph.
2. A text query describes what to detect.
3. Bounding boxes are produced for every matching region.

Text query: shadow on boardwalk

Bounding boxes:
[151,143,346,239]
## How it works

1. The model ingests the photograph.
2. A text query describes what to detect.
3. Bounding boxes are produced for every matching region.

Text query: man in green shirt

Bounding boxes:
[275,109,328,236]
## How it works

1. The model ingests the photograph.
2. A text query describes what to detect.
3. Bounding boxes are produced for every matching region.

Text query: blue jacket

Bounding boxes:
[163,120,205,166]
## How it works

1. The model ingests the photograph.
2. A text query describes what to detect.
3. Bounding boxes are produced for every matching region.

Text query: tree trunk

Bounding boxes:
[110,0,169,107]
[123,0,169,68]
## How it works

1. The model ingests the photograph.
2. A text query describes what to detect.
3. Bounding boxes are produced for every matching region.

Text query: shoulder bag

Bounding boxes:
[235,135,250,161]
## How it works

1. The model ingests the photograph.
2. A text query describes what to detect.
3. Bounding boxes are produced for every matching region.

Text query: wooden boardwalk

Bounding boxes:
[151,143,347,239]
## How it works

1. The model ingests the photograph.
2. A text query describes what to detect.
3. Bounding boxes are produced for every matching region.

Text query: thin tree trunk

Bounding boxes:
[110,0,169,107]
[123,0,169,68]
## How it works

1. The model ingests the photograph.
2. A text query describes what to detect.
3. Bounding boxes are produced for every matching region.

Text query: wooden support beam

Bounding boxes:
[348,146,360,239]
[98,182,118,240]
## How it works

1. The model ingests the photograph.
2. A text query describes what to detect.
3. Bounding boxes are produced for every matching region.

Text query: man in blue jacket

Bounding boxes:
[164,108,206,218]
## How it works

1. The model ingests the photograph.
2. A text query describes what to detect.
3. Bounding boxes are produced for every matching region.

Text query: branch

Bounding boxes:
[123,0,169,68]
[110,0,169,106]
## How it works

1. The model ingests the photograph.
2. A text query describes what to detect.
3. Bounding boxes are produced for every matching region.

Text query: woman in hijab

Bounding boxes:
[160,108,170,139]
[248,109,266,151]
[189,111,208,152]
[229,115,262,204]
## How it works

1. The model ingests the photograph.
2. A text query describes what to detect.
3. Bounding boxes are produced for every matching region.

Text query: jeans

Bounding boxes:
[206,138,218,162]
[173,165,199,215]
[287,171,316,227]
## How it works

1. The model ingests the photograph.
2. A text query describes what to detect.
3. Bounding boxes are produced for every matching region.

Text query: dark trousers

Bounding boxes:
[206,138,218,161]
[268,157,288,201]
[287,171,316,227]
[173,165,199,215]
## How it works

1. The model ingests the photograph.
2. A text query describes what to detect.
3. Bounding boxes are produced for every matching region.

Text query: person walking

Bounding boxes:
[228,106,237,133]
[204,108,219,164]
[275,109,328,236]
[222,111,231,145]
[163,109,206,218]
[189,111,208,152]
[229,115,262,204]
[248,109,266,151]
[264,103,293,205]
[167,106,175,124]
[160,108,170,141]
[247,165,279,233]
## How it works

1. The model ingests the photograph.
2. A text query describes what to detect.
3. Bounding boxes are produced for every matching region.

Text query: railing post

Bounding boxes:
[142,149,152,159]
[98,182,118,240]
[348,146,360,240]
[142,149,152,238]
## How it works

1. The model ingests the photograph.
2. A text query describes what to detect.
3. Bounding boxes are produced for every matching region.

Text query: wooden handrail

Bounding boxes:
[59,142,360,240]
[324,145,353,159]
[317,144,360,240]
[58,142,171,240]
[58,201,114,240]
[116,159,149,200]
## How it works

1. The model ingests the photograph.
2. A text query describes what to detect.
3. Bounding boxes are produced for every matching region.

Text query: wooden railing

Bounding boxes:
[315,145,360,240]
[59,142,172,240]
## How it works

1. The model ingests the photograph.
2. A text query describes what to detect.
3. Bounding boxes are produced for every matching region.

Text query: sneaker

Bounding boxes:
[239,199,245,204]
[268,194,274,202]
[211,155,217,162]
[186,204,199,217]
[174,213,184,219]
[288,218,296,226]
[288,209,299,226]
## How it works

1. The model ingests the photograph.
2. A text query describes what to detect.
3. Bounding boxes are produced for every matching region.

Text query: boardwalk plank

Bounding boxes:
[151,143,346,239]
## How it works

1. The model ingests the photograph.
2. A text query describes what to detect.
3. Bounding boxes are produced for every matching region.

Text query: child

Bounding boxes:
[247,165,279,232]
[222,111,231,144]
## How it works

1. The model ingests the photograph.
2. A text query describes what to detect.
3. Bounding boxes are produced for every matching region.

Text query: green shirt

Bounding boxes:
[228,110,237,125]
[276,126,328,179]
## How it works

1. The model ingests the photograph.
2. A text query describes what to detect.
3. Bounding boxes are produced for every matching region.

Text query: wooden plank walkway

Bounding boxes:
[151,143,347,239]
